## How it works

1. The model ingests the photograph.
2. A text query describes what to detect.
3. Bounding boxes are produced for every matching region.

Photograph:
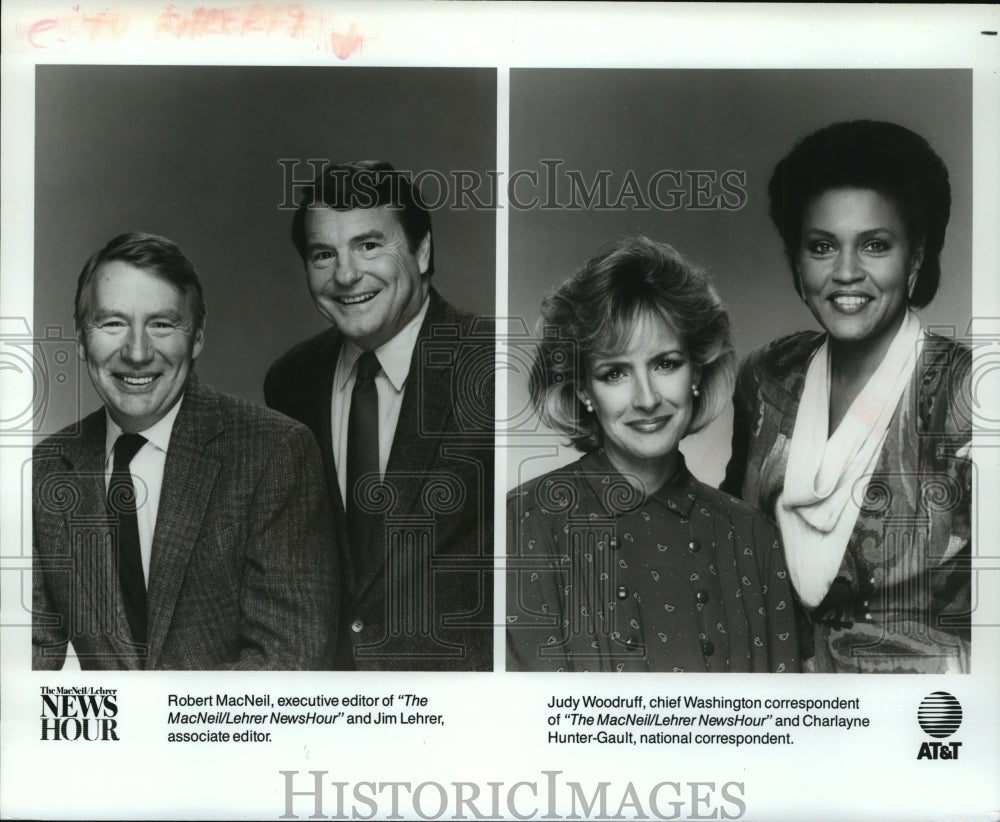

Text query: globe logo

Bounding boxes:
[917,691,962,739]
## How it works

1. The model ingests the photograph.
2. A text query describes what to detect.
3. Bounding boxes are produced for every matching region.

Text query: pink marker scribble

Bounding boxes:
[27,18,59,48]
[82,9,130,40]
[155,3,307,40]
[20,3,363,55]
[25,9,129,48]
[330,22,362,59]
[239,3,304,37]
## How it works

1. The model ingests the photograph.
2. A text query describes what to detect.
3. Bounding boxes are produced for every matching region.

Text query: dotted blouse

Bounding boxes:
[507,450,800,673]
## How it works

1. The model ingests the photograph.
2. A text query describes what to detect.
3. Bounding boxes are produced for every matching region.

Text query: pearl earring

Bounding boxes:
[692,384,700,397]
[584,398,594,413]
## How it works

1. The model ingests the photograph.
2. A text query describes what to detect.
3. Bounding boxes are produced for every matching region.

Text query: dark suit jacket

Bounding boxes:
[265,289,493,671]
[32,376,339,670]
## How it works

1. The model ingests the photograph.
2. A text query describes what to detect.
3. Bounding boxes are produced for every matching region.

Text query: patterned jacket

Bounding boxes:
[33,376,339,670]
[722,331,972,673]
[508,450,799,672]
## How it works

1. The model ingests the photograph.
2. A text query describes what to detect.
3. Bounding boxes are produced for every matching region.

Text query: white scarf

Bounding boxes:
[778,310,923,607]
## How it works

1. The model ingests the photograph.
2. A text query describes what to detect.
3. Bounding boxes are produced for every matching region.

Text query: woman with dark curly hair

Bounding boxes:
[507,237,799,673]
[723,120,972,673]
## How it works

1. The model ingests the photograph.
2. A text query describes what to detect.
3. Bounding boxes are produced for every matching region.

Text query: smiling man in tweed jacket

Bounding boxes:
[32,232,338,670]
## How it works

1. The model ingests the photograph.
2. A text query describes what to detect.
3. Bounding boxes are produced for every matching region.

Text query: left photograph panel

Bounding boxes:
[31,66,497,671]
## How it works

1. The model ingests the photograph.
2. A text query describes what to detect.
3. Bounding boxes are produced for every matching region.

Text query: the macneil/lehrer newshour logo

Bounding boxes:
[916,691,962,760]
[40,686,119,741]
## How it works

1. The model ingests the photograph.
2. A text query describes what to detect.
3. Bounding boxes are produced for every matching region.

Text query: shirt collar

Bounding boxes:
[104,394,184,464]
[578,447,697,519]
[337,295,431,392]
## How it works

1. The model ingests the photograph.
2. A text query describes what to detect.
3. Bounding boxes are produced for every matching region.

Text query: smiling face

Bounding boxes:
[579,312,698,488]
[78,261,204,433]
[303,205,431,351]
[797,187,921,359]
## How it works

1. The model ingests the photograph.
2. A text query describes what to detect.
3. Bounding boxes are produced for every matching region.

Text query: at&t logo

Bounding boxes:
[916,691,962,760]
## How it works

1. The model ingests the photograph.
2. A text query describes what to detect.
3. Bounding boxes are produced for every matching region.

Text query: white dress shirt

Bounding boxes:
[330,297,430,505]
[103,397,183,585]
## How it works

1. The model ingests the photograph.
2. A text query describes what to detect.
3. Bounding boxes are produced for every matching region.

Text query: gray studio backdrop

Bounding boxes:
[506,69,972,489]
[34,65,496,434]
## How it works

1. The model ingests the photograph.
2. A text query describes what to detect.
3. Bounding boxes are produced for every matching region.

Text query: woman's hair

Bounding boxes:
[768,119,951,308]
[529,236,736,452]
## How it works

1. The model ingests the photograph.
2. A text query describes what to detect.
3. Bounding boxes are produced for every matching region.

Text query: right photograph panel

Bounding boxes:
[505,69,973,674]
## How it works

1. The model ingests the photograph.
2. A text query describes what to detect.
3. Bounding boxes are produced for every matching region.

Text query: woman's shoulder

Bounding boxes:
[741,330,825,378]
[922,332,972,375]
[690,477,781,536]
[918,332,972,438]
[733,331,824,408]
[506,458,589,513]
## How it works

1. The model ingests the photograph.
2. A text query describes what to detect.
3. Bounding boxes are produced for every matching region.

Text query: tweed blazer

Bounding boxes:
[264,289,494,671]
[722,331,972,673]
[32,376,339,670]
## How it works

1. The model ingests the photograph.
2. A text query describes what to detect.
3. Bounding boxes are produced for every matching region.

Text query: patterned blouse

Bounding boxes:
[723,331,972,673]
[507,450,799,672]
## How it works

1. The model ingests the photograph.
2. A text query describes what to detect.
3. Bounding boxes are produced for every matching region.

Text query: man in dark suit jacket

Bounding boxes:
[265,160,493,671]
[33,232,338,670]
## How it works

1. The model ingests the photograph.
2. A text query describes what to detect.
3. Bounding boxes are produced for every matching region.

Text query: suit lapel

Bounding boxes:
[386,295,456,488]
[354,291,457,597]
[386,289,457,489]
[145,377,223,667]
[309,331,345,517]
[56,411,143,668]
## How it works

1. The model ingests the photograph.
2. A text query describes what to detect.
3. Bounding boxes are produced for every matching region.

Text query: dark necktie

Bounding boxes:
[346,351,381,566]
[109,433,148,647]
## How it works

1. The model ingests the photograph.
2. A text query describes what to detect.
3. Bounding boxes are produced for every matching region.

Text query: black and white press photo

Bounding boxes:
[2,5,997,821]
[29,65,497,672]
[505,69,974,674]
